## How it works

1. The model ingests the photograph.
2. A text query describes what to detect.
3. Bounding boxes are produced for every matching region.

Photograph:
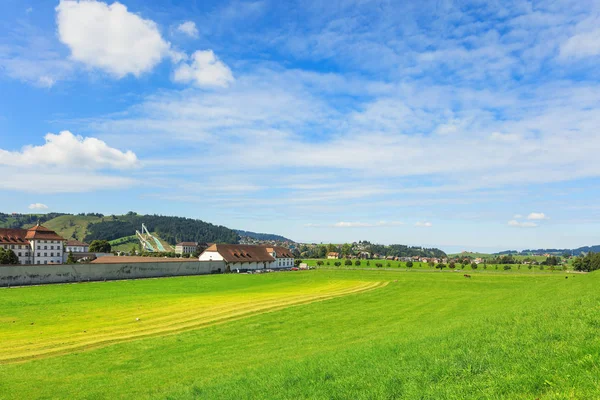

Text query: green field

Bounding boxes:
[1,269,599,399]
[303,258,568,273]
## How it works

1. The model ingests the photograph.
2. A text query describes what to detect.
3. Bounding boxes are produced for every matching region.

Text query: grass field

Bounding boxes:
[303,258,569,273]
[1,269,599,399]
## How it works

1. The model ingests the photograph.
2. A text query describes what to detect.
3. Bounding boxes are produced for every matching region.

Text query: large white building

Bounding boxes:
[198,244,294,271]
[0,224,66,265]
[175,242,198,255]
[66,239,90,253]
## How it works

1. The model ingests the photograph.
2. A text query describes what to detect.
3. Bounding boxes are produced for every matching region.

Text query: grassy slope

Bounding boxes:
[0,270,599,399]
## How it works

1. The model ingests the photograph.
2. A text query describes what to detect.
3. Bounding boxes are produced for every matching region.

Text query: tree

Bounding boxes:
[130,245,137,255]
[344,259,352,266]
[449,261,456,270]
[471,262,477,270]
[355,260,361,266]
[334,261,342,267]
[341,243,352,256]
[0,248,19,265]
[406,260,413,269]
[436,263,446,271]
[89,240,111,253]
[66,251,76,265]
[316,260,324,266]
[294,259,302,267]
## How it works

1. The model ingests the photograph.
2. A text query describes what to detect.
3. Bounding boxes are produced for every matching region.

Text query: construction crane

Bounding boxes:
[136,223,166,252]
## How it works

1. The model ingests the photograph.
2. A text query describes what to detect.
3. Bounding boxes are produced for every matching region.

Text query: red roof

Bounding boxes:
[66,240,89,247]
[203,244,294,263]
[0,229,29,245]
[176,242,198,247]
[24,225,66,241]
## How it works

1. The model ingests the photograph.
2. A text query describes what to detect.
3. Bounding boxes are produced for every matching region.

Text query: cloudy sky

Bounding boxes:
[1,0,600,252]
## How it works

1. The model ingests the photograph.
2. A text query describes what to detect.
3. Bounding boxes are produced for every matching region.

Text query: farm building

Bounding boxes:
[199,244,294,271]
[0,224,66,265]
[327,252,340,259]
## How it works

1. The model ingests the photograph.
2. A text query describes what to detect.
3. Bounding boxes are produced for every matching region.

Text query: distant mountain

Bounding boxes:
[235,230,293,242]
[494,246,600,256]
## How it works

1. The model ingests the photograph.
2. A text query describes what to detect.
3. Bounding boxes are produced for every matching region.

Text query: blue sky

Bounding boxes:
[1,0,600,252]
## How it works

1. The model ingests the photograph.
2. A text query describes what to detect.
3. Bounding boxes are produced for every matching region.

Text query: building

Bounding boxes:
[198,244,294,271]
[65,239,89,253]
[175,242,199,255]
[327,252,340,259]
[0,224,66,265]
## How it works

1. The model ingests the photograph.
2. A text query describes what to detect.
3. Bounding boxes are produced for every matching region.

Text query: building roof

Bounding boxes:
[25,225,66,241]
[176,242,198,247]
[91,256,199,264]
[0,228,29,245]
[327,252,339,256]
[202,244,294,262]
[269,246,294,258]
[66,239,89,247]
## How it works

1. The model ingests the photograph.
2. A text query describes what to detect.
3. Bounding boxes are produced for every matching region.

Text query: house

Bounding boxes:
[175,242,198,255]
[0,224,66,265]
[199,244,294,271]
[327,252,340,259]
[65,239,89,253]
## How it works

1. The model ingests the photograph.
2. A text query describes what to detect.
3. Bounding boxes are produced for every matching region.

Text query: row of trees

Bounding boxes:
[298,242,446,259]
[572,252,600,272]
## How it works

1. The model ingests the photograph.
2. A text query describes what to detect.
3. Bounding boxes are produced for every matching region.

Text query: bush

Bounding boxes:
[386,262,391,267]
[539,265,544,271]
[406,261,413,269]
[375,263,383,268]
[503,265,511,271]
[344,259,352,266]
[366,261,370,266]
[316,260,324,266]
[449,262,456,269]
[435,263,446,270]
[527,264,532,270]
[471,262,477,270]
[326,261,330,265]
[334,261,341,267]
[355,260,361,266]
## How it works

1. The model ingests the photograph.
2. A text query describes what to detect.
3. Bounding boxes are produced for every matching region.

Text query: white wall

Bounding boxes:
[0,260,226,287]
[31,239,64,265]
[198,251,224,261]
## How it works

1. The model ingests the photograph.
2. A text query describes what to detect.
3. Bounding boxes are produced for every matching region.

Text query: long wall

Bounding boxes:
[0,260,226,287]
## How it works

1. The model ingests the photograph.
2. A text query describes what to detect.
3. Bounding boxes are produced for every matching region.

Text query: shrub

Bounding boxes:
[376,263,383,268]
[334,261,341,267]
[406,261,413,269]
[355,260,361,266]
[344,259,352,266]
[483,264,487,270]
[471,262,477,270]
[527,264,532,270]
[435,263,446,270]
[503,265,511,271]
[326,261,330,265]
[539,265,544,271]
[366,261,370,266]
[386,262,391,267]
[449,262,456,269]
[317,260,324,266]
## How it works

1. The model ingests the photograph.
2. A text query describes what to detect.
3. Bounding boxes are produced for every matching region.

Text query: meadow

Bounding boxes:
[0,268,599,399]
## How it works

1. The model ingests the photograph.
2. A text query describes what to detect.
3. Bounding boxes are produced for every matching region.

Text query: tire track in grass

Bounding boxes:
[0,281,387,364]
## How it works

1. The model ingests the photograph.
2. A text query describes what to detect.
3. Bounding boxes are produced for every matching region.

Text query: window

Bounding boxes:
[44,261,47,265]
[44,246,47,250]
[37,261,40,264]
[51,245,54,250]
[37,253,40,257]
[37,245,40,249]
[18,252,21,256]
[44,252,47,257]
[50,253,54,257]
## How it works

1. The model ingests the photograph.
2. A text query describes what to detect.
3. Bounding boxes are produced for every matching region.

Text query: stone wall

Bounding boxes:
[0,260,226,287]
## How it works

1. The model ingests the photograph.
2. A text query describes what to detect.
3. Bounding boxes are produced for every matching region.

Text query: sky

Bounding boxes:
[1,0,600,253]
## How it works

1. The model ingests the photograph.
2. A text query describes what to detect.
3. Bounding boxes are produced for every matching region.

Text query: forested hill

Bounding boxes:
[495,245,600,256]
[0,212,239,245]
[83,214,239,244]
[235,230,293,242]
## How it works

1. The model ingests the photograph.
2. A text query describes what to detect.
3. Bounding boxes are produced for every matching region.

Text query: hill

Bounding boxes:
[0,212,239,246]
[235,230,293,242]
[494,246,600,256]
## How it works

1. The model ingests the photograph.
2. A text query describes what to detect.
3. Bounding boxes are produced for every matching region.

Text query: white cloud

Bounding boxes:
[415,222,432,227]
[56,0,170,77]
[172,50,234,87]
[560,29,600,59]
[28,203,48,210]
[527,212,549,220]
[513,214,523,219]
[176,21,199,38]
[0,131,138,169]
[508,220,537,228]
